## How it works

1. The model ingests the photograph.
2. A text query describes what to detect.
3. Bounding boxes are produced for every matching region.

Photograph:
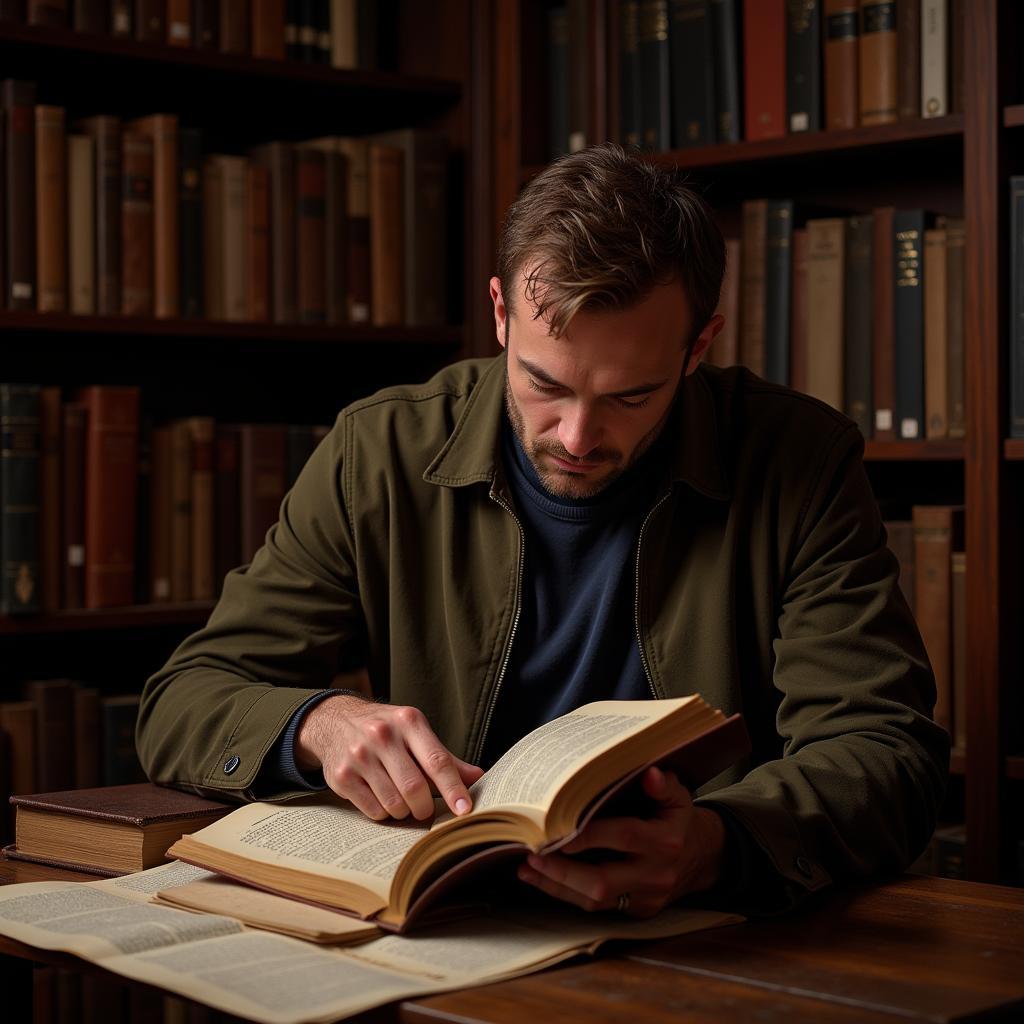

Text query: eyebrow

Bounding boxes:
[517,356,669,399]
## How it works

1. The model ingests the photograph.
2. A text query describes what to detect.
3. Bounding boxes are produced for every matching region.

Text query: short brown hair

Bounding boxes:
[497,143,726,341]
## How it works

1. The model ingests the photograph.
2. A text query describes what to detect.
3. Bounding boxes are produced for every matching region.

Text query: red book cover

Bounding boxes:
[742,0,785,141]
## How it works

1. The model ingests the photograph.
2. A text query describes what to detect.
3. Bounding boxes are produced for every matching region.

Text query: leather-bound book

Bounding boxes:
[74,686,101,789]
[193,0,217,48]
[893,209,927,439]
[738,198,766,377]
[896,0,920,119]
[202,154,226,320]
[202,154,247,321]
[252,0,285,59]
[824,0,857,131]
[68,134,95,315]
[843,214,873,437]
[871,205,896,439]
[315,0,329,63]
[330,0,355,68]
[296,145,327,323]
[35,106,67,313]
[77,115,122,316]
[188,416,215,601]
[0,701,36,813]
[859,0,897,125]
[637,0,670,150]
[8,783,230,875]
[322,145,348,325]
[110,0,130,34]
[742,0,785,141]
[368,143,403,326]
[73,0,107,33]
[38,387,61,613]
[805,217,846,412]
[4,80,36,311]
[27,679,75,793]
[335,137,369,322]
[78,386,140,609]
[764,199,793,386]
[121,131,154,317]
[167,0,190,43]
[220,0,250,53]
[708,0,740,143]
[789,227,809,392]
[130,114,179,319]
[61,401,86,609]
[912,504,964,736]
[246,162,270,322]
[946,218,965,438]
[134,0,163,40]
[923,226,948,439]
[240,424,286,564]
[951,550,966,751]
[920,0,946,117]
[149,425,172,602]
[215,424,241,586]
[29,0,66,25]
[566,0,590,152]
[618,0,642,147]
[249,142,295,323]
[785,0,820,132]
[710,236,740,367]
[178,126,203,319]
[668,0,714,149]
[0,384,40,615]
[170,418,192,601]
[884,519,914,614]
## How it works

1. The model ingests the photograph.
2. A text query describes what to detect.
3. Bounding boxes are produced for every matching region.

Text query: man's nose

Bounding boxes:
[558,404,601,458]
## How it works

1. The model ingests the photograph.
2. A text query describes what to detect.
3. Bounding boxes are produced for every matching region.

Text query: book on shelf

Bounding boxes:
[169,694,750,933]
[5,783,231,875]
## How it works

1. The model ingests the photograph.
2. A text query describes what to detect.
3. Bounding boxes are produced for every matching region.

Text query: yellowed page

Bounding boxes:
[90,861,218,904]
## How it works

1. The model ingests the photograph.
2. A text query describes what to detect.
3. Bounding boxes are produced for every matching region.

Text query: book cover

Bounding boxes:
[824,0,858,131]
[618,0,642,147]
[742,0,784,141]
[872,206,896,439]
[253,0,285,59]
[708,0,740,142]
[121,131,155,317]
[296,146,327,324]
[923,226,948,438]
[893,209,927,439]
[4,79,36,310]
[61,401,86,609]
[669,0,715,149]
[246,162,271,322]
[945,218,965,438]
[0,384,40,615]
[843,213,873,437]
[250,142,295,323]
[638,0,671,150]
[28,679,75,793]
[805,217,846,412]
[35,105,67,313]
[764,199,793,385]
[38,387,61,614]
[68,134,95,315]
[368,143,404,326]
[786,0,821,132]
[920,0,947,117]
[178,126,203,319]
[859,0,897,124]
[77,115,122,316]
[739,198,766,377]
[896,0,920,118]
[789,227,809,393]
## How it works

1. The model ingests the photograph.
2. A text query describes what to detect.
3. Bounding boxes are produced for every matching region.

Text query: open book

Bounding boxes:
[169,695,749,932]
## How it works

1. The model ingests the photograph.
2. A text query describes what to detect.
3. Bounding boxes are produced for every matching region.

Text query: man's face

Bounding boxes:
[491,270,720,500]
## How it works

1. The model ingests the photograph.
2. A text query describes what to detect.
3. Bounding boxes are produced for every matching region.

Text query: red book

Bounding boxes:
[742,0,785,141]
[78,387,140,609]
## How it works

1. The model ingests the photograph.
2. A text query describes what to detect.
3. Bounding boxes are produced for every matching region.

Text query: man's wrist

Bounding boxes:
[294,691,368,771]
[691,806,729,893]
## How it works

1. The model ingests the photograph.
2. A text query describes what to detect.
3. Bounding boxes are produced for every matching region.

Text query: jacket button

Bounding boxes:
[795,855,813,879]
[223,755,240,775]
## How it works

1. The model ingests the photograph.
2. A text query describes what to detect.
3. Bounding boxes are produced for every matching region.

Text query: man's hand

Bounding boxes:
[295,694,484,822]
[516,766,727,916]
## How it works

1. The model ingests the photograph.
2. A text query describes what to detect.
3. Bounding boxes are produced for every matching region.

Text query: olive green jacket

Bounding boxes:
[138,354,949,908]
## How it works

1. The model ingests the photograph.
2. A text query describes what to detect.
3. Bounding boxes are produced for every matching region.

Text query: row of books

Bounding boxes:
[0,383,331,615]
[0,680,145,844]
[550,0,963,159]
[2,81,450,326]
[707,204,965,442]
[1,0,382,71]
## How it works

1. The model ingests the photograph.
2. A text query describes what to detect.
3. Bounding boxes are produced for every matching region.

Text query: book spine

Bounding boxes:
[252,0,285,59]
[215,425,241,587]
[920,0,946,117]
[202,157,224,320]
[923,226,948,438]
[246,162,271,322]
[546,5,569,158]
[786,0,821,132]
[843,213,873,437]
[35,105,67,313]
[896,0,920,118]
[222,156,247,322]
[189,417,216,601]
[296,147,327,323]
[179,126,203,319]
[0,384,41,614]
[742,0,785,141]
[110,0,130,34]
[893,209,926,439]
[28,0,67,25]
[805,218,846,411]
[134,0,163,40]
[339,139,369,322]
[73,0,108,33]
[170,418,192,601]
[149,425,172,601]
[167,0,191,43]
[369,143,403,326]
[789,228,809,392]
[87,116,123,316]
[61,401,86,610]
[871,205,895,439]
[74,686,101,788]
[193,0,217,48]
[566,0,590,153]
[316,0,330,64]
[945,218,965,439]
[4,80,36,310]
[669,0,715,149]
[134,418,151,604]
[409,135,446,327]
[239,425,286,564]
[220,0,250,53]
[949,0,964,114]
[38,387,61,613]
[356,0,376,68]
[858,0,897,125]
[708,0,739,142]
[142,115,180,319]
[121,132,154,317]
[0,703,37,807]
[255,143,296,323]
[330,0,356,68]
[29,679,75,792]
[68,135,95,315]
[638,0,671,150]
[1011,178,1024,438]
[824,0,858,131]
[763,199,793,386]
[739,199,766,377]
[323,147,348,325]
[619,0,642,147]
[710,236,740,367]
[285,0,300,59]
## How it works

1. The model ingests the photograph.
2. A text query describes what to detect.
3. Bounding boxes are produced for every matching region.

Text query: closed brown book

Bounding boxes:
[134,0,163,39]
[742,0,786,141]
[912,504,964,736]
[9,783,230,875]
[240,424,286,564]
[336,137,369,322]
[923,227,948,438]
[790,227,809,393]
[110,0,130,34]
[739,199,767,377]
[28,0,67,25]
[710,237,740,367]
[121,131,154,317]
[245,162,270,321]
[896,0,920,119]
[945,218,965,438]
[296,145,327,323]
[951,550,966,752]
[130,114,179,319]
[27,679,75,794]
[74,686,101,789]
[0,701,37,803]
[215,424,241,586]
[35,105,67,313]
[871,205,896,439]
[369,143,403,326]
[4,79,36,310]
[68,134,95,315]
[170,418,192,601]
[884,519,914,615]
[220,0,249,53]
[188,416,216,601]
[77,115,122,316]
[805,217,846,411]
[202,155,247,321]
[38,387,61,613]
[858,0,897,124]
[149,425,172,602]
[252,0,285,58]
[61,401,87,609]
[78,386,140,609]
[249,142,294,323]
[824,0,858,131]
[167,0,191,43]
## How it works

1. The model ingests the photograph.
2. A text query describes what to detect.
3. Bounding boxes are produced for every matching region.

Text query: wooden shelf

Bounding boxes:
[863,440,966,461]
[0,602,216,636]
[1004,105,1024,128]
[1004,439,1024,460]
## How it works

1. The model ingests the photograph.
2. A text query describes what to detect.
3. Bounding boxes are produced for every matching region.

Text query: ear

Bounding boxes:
[489,277,507,350]
[685,314,725,375]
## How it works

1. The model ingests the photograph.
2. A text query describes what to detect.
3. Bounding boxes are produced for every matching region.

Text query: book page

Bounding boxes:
[90,861,218,904]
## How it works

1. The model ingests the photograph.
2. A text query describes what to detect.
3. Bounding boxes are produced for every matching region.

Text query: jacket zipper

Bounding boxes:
[635,491,672,700]
[474,490,525,764]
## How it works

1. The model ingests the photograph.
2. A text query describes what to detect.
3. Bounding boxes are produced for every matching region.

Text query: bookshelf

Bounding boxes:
[488,0,1022,885]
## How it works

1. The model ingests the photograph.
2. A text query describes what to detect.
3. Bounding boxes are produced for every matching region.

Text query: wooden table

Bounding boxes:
[2,861,1023,1023]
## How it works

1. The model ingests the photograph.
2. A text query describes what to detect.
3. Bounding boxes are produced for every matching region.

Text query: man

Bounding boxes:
[138,144,948,917]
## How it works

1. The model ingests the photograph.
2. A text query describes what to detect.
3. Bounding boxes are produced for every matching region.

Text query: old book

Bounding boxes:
[764,199,793,385]
[330,0,355,68]
[951,550,966,752]
[29,0,66,24]
[73,0,107,33]
[188,416,215,602]
[170,418,192,601]
[61,401,87,609]
[68,133,95,315]
[178,126,203,319]
[249,142,295,323]
[167,0,191,43]
[0,383,40,614]
[79,386,140,609]
[322,145,348,324]
[295,146,327,323]
[920,0,946,117]
[134,420,152,605]
[74,687,101,789]
[742,0,785,141]
[547,6,569,154]
[193,0,217,47]
[121,131,154,317]
[130,114,180,319]
[239,424,286,563]
[101,695,147,787]
[945,218,965,438]
[638,0,671,150]
[203,155,247,322]
[28,679,75,793]
[253,0,285,58]
[9,784,230,875]
[824,0,858,131]
[35,105,67,313]
[38,387,61,613]
[739,198,766,376]
[805,217,846,411]
[149,425,172,601]
[923,227,948,438]
[913,504,964,736]
[618,0,642,147]
[858,0,897,124]
[710,236,740,366]
[77,115,122,316]
[871,205,896,439]
[335,137,369,321]
[134,0,163,39]
[884,519,915,614]
[843,213,873,437]
[894,209,927,439]
[566,0,591,152]
[214,424,241,586]
[4,79,36,310]
[285,0,300,59]
[368,143,404,326]
[896,0,920,119]
[220,0,249,53]
[669,0,714,148]
[245,162,270,322]
[171,696,749,933]
[0,702,37,806]
[786,0,821,132]
[789,227,809,392]
[709,0,740,142]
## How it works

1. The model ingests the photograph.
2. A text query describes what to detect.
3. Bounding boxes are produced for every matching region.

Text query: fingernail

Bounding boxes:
[455,798,470,815]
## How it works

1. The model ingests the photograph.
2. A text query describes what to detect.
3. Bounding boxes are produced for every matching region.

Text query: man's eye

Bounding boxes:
[527,377,559,394]
[618,396,652,409]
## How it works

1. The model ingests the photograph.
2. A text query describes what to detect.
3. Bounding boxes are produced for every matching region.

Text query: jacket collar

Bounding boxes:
[423,351,730,501]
